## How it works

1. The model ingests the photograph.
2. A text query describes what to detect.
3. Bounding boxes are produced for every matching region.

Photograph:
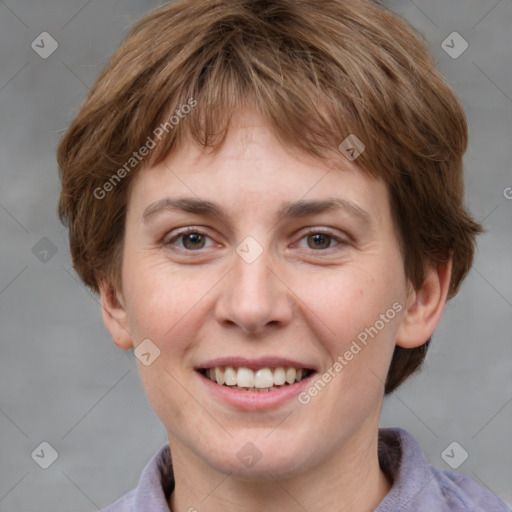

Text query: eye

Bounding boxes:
[164,227,215,251]
[164,227,349,253]
[296,229,348,251]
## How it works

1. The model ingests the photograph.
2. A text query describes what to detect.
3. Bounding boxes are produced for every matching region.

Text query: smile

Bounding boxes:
[199,366,314,392]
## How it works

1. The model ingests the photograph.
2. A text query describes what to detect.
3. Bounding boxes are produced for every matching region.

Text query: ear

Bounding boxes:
[98,278,134,350]
[396,258,452,348]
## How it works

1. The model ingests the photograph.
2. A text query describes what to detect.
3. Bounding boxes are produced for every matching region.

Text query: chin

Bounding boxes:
[201,437,314,481]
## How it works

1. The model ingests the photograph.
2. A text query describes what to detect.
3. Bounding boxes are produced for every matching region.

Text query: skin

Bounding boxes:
[100,107,451,512]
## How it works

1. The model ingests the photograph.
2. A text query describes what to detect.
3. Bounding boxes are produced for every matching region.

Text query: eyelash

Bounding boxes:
[164,226,349,253]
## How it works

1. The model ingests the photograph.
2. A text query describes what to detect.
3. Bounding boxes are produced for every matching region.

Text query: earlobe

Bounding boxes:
[98,279,134,350]
[395,259,452,349]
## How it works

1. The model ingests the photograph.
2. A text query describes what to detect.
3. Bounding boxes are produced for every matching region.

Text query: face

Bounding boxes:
[114,108,413,479]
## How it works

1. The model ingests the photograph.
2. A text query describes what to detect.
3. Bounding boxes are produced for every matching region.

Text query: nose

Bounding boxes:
[215,245,293,336]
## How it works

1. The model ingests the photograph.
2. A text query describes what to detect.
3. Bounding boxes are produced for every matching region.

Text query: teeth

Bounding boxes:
[254,368,274,388]
[203,366,311,390]
[214,367,225,385]
[285,367,296,384]
[273,367,286,385]
[224,366,237,386]
[237,367,255,387]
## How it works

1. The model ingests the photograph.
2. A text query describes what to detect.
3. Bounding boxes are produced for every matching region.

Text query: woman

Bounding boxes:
[56,0,510,510]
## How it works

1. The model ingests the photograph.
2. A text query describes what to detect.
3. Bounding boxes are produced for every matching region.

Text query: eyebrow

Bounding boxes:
[142,196,374,228]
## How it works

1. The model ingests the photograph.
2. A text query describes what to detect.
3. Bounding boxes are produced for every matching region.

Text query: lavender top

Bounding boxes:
[100,427,510,511]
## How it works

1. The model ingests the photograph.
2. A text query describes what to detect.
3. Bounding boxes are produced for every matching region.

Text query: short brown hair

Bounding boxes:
[57,0,483,394]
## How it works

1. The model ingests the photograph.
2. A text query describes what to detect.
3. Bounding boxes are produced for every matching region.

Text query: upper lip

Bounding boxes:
[195,357,317,372]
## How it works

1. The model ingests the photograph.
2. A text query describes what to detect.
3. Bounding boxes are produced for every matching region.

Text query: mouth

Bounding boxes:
[197,366,315,392]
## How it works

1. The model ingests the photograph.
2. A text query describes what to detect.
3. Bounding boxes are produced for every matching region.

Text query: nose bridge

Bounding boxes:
[216,237,292,334]
[235,244,273,299]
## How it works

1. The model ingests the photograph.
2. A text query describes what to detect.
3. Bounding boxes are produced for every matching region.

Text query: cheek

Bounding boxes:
[302,259,405,360]
[122,255,187,342]
[122,258,218,358]
[302,268,380,332]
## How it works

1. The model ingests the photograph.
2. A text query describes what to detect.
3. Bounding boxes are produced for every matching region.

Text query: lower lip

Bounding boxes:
[197,371,316,411]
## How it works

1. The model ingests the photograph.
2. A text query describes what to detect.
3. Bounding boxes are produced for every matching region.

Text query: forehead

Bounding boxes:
[128,109,391,229]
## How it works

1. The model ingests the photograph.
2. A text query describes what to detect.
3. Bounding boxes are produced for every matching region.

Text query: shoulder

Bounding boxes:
[97,444,173,512]
[427,464,510,512]
[98,488,136,512]
[377,427,510,512]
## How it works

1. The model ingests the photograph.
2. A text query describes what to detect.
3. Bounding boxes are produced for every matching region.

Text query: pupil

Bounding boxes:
[309,233,330,249]
[184,233,204,249]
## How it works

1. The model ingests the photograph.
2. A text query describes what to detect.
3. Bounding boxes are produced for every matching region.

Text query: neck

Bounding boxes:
[168,425,392,512]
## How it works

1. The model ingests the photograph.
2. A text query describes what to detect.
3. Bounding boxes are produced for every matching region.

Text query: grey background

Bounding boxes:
[0,0,511,510]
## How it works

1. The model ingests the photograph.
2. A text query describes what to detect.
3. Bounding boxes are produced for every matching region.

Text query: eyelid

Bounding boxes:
[293,227,350,250]
[163,226,216,249]
[164,226,350,253]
